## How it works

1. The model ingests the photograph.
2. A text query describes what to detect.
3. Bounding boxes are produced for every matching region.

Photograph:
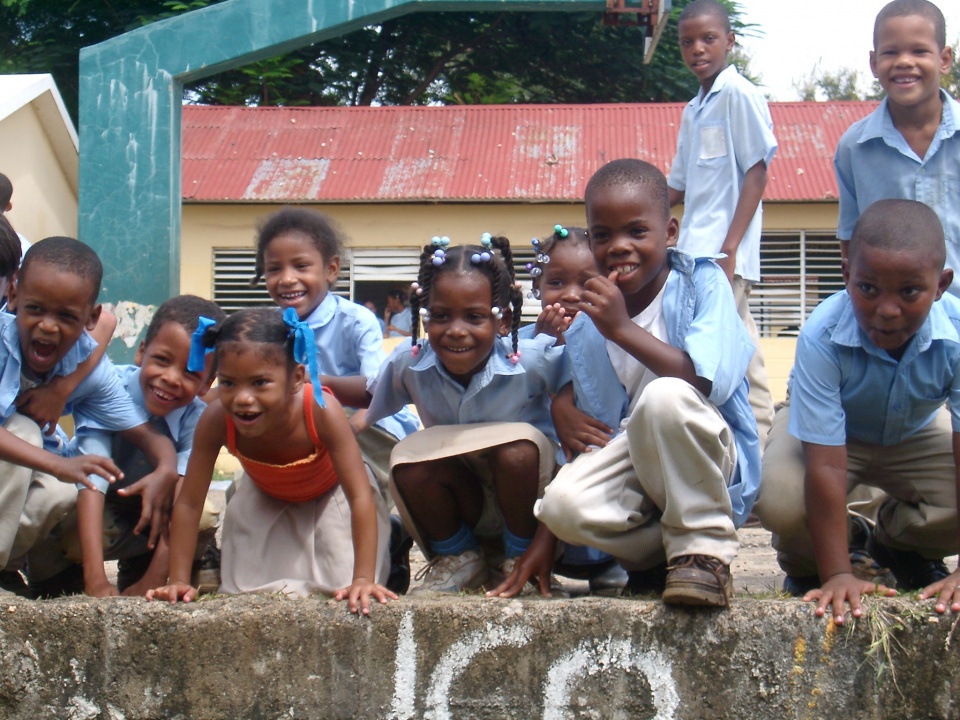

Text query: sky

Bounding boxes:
[733,0,960,100]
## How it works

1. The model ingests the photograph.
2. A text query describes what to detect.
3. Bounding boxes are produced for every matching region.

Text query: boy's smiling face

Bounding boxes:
[135,321,213,417]
[843,243,952,360]
[7,262,99,376]
[870,14,952,112]
[678,12,735,93]
[587,182,678,317]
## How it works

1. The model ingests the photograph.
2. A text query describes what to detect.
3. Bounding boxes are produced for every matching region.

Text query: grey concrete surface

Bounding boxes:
[0,594,958,719]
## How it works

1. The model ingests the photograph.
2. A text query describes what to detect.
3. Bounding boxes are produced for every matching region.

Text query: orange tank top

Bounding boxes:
[225,384,339,503]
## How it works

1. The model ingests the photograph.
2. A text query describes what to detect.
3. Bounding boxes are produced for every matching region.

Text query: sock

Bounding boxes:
[429,523,478,557]
[503,528,533,559]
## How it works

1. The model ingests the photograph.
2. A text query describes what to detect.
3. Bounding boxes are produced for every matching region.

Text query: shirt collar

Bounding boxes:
[695,63,737,106]
[302,292,336,329]
[411,337,526,384]
[859,90,960,143]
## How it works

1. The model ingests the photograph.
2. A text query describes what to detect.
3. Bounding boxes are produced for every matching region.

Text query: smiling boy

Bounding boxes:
[532,159,760,608]
[835,1,958,290]
[758,199,960,622]
[0,238,178,597]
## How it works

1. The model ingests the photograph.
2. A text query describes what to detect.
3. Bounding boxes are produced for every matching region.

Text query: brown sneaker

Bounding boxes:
[662,555,733,607]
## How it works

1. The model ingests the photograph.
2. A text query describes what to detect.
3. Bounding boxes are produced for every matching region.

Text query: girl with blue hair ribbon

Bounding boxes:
[148,308,394,613]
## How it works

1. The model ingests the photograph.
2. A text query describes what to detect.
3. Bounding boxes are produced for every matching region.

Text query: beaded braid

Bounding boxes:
[488,235,524,359]
[409,241,442,356]
[527,224,590,300]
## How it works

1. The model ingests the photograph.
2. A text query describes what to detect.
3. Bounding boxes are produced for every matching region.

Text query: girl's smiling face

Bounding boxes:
[262,231,340,319]
[537,241,598,317]
[426,270,509,387]
[215,343,303,438]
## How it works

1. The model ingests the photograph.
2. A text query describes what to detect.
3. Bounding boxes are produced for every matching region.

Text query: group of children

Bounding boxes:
[0,0,958,620]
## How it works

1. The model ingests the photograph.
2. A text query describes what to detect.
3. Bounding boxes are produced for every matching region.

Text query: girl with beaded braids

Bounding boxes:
[148,308,394,613]
[361,233,571,596]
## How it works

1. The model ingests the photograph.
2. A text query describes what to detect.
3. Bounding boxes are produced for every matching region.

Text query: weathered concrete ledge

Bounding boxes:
[0,594,957,719]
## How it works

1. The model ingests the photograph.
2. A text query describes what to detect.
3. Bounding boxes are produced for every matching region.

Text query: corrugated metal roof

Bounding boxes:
[181,101,878,204]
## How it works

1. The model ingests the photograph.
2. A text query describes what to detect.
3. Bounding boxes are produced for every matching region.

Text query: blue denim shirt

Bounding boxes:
[303,293,420,438]
[563,249,760,526]
[835,91,960,295]
[789,290,960,447]
[367,334,570,464]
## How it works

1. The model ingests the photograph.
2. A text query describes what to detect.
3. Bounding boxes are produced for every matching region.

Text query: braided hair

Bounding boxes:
[409,234,524,360]
[196,308,298,375]
[527,224,590,300]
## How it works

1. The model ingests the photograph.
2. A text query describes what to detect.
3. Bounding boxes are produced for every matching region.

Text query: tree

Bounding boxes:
[793,63,865,101]
[942,40,960,97]
[2,0,751,118]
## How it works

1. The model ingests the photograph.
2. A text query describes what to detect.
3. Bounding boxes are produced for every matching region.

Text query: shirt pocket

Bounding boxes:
[697,123,728,165]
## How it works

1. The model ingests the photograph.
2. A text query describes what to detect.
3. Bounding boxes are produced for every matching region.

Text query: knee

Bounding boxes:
[6,413,42,450]
[537,472,586,538]
[629,377,697,433]
[491,440,539,474]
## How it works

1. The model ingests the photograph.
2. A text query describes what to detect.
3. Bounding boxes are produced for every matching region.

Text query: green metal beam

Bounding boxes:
[78,0,606,335]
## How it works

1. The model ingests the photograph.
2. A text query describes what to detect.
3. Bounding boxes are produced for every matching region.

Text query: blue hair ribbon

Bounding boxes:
[282,307,326,408]
[186,316,217,373]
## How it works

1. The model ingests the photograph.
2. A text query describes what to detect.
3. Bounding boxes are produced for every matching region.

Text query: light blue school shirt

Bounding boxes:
[72,365,206,493]
[835,91,960,295]
[303,294,419,438]
[563,249,760,527]
[667,64,778,283]
[387,307,412,337]
[788,290,960,448]
[366,334,570,464]
[0,312,148,455]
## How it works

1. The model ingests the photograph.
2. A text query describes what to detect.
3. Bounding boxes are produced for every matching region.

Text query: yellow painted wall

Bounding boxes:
[0,105,77,241]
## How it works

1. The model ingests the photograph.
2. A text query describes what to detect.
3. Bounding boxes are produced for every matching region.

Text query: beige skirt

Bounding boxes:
[388,422,556,561]
[220,470,391,597]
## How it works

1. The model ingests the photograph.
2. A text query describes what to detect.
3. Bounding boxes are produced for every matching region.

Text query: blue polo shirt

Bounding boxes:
[789,290,960,447]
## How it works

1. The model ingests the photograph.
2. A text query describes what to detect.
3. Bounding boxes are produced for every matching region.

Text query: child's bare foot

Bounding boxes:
[85,578,120,598]
[121,577,157,597]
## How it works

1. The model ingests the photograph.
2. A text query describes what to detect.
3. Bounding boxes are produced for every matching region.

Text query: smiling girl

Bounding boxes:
[362,234,569,595]
[147,308,394,613]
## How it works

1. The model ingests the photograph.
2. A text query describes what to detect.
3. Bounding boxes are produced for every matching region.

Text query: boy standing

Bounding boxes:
[60,295,226,597]
[758,200,960,622]
[835,0,958,286]
[667,0,778,446]
[529,159,760,608]
[0,237,178,597]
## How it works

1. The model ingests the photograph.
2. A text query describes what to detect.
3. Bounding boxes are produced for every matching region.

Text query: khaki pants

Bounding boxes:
[536,377,739,570]
[0,413,77,570]
[756,404,958,577]
[733,277,774,449]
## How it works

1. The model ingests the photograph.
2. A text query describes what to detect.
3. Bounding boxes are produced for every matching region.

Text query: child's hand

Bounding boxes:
[551,387,612,461]
[715,253,736,285]
[146,583,198,604]
[918,568,960,614]
[15,381,71,435]
[579,273,632,341]
[533,304,572,342]
[487,526,558,598]
[52,454,122,491]
[805,572,896,624]
[117,468,179,549]
[334,578,398,615]
[85,577,120,598]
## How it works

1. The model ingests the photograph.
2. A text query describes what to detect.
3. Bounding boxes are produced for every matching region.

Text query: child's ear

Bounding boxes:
[85,303,102,332]
[325,255,341,285]
[936,268,954,300]
[665,216,680,248]
[291,363,306,392]
[725,31,735,53]
[133,340,146,366]
[869,50,878,78]
[841,257,851,286]
[499,308,513,336]
[940,44,954,75]
[3,273,17,310]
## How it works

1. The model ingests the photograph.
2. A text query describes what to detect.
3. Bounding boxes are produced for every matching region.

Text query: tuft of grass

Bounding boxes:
[853,598,928,696]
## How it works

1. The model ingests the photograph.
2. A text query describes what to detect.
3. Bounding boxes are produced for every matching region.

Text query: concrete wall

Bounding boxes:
[0,595,957,719]
[0,105,78,242]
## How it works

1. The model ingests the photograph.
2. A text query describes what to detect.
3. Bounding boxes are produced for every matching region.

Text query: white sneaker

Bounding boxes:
[498,558,568,598]
[410,549,489,594]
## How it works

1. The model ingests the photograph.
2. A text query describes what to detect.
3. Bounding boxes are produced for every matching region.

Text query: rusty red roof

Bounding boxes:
[181,101,877,204]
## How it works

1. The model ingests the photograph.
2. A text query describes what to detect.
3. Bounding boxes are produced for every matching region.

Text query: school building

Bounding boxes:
[178,101,874,402]
[0,73,876,402]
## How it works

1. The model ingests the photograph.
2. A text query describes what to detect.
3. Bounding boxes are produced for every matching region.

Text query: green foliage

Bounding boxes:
[942,41,960,97]
[794,64,865,101]
[2,0,752,117]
